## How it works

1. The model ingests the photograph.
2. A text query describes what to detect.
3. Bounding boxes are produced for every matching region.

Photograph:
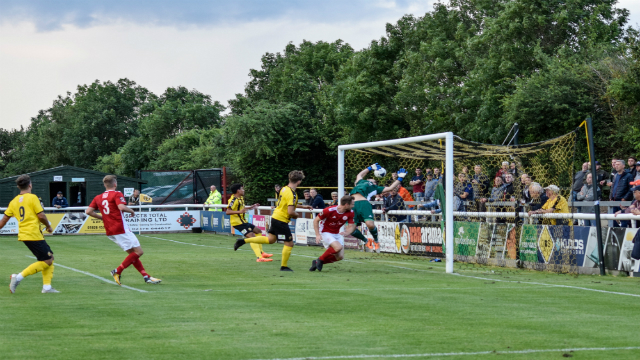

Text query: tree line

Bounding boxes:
[1,0,638,202]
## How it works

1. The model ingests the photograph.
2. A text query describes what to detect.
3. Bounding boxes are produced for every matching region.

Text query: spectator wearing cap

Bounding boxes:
[576,173,601,226]
[616,185,640,228]
[572,162,589,202]
[608,159,634,227]
[52,191,69,209]
[495,161,509,180]
[628,157,637,179]
[409,168,426,202]
[330,192,339,206]
[634,162,640,182]
[529,185,569,225]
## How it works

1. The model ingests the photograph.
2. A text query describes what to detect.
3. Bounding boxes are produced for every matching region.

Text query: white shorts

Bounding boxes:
[321,232,344,249]
[107,231,141,251]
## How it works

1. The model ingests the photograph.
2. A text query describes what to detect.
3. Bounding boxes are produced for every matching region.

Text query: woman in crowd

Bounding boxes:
[576,173,600,226]
[529,185,569,225]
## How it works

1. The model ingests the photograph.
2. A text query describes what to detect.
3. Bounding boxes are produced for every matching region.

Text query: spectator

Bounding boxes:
[462,166,469,175]
[409,168,425,202]
[433,167,442,182]
[424,172,439,200]
[471,165,490,213]
[576,173,601,227]
[635,162,640,182]
[274,184,282,198]
[303,189,313,206]
[628,157,637,179]
[383,188,407,222]
[503,173,516,201]
[330,191,339,206]
[454,173,473,211]
[508,162,519,178]
[591,161,608,185]
[385,172,399,186]
[528,183,548,223]
[520,174,533,204]
[52,191,69,209]
[618,185,640,228]
[128,189,140,206]
[424,168,432,175]
[309,188,325,209]
[609,159,634,227]
[602,159,617,187]
[481,177,507,203]
[529,185,569,225]
[204,185,222,211]
[572,162,589,201]
[495,161,509,180]
[397,185,415,209]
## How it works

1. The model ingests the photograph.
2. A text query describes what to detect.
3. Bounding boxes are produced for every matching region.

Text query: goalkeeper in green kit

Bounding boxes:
[350,164,407,250]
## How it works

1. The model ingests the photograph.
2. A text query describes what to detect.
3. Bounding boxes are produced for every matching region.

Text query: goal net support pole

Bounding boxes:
[338,132,455,273]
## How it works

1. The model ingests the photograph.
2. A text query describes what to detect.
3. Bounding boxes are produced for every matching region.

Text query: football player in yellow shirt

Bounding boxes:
[0,175,56,293]
[226,183,273,262]
[234,170,311,271]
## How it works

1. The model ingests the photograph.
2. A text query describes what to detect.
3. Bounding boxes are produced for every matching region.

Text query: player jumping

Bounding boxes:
[234,170,311,271]
[226,183,273,262]
[2,175,57,294]
[350,164,407,250]
[85,175,161,285]
[309,195,356,272]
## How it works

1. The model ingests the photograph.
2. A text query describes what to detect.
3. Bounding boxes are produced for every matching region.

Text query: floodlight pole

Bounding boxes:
[445,132,454,273]
[586,117,606,276]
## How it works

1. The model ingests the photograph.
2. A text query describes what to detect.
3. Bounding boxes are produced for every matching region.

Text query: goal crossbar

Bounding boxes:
[337,132,455,273]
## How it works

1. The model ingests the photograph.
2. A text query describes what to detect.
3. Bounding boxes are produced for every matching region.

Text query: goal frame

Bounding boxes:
[337,132,455,273]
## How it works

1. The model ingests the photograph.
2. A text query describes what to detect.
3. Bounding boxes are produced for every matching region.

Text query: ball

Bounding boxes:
[374,167,387,178]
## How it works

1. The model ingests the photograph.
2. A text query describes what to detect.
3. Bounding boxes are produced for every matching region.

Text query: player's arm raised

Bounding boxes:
[85,206,102,220]
[382,168,408,193]
[356,163,381,183]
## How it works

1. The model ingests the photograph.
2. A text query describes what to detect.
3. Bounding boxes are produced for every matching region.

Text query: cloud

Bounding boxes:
[0,0,426,31]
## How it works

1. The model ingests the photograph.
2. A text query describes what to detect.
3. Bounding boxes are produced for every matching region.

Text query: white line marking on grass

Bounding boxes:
[152,285,549,294]
[27,256,147,293]
[141,235,364,263]
[248,346,640,360]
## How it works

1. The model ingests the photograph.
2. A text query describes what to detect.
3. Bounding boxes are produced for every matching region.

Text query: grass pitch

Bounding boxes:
[1,232,640,360]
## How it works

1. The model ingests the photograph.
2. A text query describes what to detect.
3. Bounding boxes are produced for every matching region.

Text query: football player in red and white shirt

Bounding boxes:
[85,175,161,285]
[309,195,356,272]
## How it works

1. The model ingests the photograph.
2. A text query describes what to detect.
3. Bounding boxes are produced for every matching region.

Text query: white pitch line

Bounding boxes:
[152,285,550,294]
[27,256,147,293]
[248,346,640,360]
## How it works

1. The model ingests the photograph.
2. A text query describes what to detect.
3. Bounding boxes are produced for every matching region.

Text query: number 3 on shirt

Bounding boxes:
[102,200,110,214]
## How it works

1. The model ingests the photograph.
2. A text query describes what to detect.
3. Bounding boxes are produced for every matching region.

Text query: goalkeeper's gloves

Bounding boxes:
[367,163,380,171]
[397,168,408,181]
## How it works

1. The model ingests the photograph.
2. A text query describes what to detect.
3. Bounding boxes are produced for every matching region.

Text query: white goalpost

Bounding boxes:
[337,132,455,273]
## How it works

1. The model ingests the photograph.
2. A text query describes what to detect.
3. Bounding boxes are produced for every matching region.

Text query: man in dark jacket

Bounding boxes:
[609,160,634,227]
[572,162,589,201]
[309,188,325,209]
[629,157,638,179]
[383,188,407,222]
[52,191,69,209]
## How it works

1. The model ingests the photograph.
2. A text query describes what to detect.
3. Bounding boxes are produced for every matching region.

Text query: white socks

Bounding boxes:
[42,284,52,291]
[16,273,24,282]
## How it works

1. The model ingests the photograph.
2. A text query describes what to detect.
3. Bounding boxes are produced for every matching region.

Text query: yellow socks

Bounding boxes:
[245,236,269,244]
[42,264,54,285]
[21,261,49,277]
[250,243,263,258]
[281,245,292,267]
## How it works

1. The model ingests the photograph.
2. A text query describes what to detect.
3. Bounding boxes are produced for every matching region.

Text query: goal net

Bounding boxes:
[338,131,579,274]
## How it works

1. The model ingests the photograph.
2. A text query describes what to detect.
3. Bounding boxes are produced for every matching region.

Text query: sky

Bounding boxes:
[0,0,638,131]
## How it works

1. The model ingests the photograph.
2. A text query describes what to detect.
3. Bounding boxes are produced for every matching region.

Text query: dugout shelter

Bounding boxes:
[0,166,146,207]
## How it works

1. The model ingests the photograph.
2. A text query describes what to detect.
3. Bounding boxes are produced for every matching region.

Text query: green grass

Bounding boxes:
[1,233,640,360]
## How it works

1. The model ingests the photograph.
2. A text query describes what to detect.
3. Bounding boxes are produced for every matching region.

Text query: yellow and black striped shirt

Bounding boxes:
[228,194,247,227]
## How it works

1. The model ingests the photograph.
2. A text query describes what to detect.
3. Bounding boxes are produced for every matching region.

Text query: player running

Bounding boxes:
[349,164,407,250]
[234,170,311,271]
[2,175,57,294]
[85,175,161,285]
[309,195,356,272]
[226,183,273,262]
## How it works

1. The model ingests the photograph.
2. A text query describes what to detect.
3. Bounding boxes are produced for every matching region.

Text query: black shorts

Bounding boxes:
[23,240,54,261]
[268,219,293,242]
[235,223,257,237]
